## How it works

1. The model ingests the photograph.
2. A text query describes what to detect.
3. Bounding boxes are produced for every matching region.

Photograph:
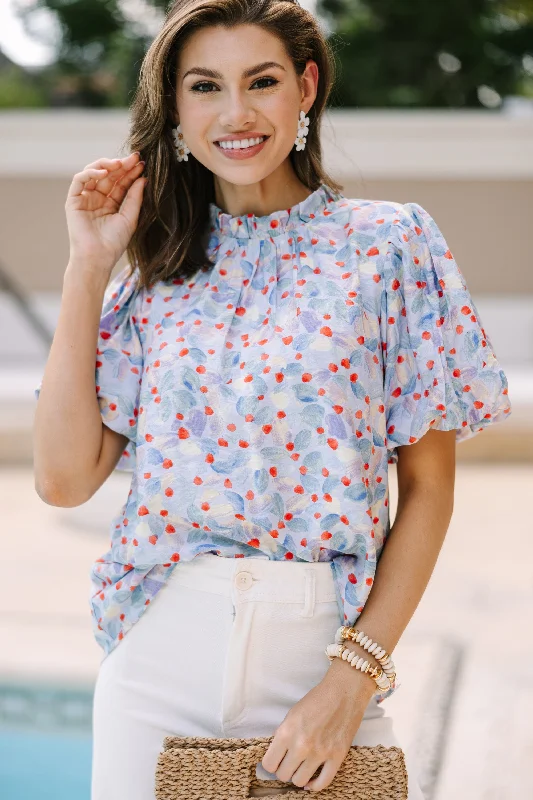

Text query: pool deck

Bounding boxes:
[1,463,532,799]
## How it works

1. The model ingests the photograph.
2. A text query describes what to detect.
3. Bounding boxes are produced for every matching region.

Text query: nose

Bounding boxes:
[218,91,256,129]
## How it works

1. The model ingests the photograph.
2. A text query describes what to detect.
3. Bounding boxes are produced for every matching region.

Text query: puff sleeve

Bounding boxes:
[34,263,144,472]
[381,202,512,465]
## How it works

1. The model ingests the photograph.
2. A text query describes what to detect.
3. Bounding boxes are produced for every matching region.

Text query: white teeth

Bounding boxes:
[217,136,266,150]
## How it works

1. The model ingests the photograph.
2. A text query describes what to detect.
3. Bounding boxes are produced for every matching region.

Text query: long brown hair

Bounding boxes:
[123,0,343,291]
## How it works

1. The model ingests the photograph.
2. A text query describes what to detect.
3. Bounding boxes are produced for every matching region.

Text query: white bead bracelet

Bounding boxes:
[325,642,392,695]
[335,626,397,683]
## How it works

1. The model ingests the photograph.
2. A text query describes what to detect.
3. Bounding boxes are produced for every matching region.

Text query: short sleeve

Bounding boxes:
[34,263,144,472]
[381,202,512,465]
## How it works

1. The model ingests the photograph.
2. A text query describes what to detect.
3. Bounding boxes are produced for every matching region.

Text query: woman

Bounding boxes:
[33,1,512,798]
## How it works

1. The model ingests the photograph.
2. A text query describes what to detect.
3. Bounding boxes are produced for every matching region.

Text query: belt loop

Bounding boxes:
[300,569,316,617]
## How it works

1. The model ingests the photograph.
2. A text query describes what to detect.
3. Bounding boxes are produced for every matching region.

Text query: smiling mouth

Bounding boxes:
[215,135,270,150]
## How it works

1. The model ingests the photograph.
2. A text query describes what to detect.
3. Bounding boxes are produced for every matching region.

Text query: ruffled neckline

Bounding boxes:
[207,182,344,239]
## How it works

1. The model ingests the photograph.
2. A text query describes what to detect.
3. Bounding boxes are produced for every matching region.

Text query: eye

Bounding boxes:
[190,76,279,93]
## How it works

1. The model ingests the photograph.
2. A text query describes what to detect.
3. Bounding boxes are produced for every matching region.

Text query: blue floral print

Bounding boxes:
[35,182,511,703]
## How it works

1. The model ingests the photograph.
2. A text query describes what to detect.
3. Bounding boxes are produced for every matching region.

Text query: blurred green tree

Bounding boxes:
[9,0,533,107]
[320,0,533,107]
[0,51,48,108]
[13,0,169,106]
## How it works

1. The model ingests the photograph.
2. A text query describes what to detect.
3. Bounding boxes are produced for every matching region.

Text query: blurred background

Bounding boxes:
[0,1,532,798]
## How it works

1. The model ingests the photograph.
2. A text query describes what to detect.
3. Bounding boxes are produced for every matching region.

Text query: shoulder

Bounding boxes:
[328,197,439,278]
[338,196,406,220]
[338,198,456,279]
[330,196,426,244]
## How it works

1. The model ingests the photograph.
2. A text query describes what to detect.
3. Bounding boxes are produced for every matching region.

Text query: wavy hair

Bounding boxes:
[123,0,343,290]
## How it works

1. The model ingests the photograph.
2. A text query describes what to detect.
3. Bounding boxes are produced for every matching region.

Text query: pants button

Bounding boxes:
[235,571,253,591]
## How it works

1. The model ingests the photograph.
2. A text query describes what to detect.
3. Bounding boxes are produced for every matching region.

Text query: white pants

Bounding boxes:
[91,554,425,799]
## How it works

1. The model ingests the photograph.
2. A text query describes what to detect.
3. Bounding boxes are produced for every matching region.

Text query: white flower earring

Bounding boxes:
[173,122,191,162]
[294,109,310,151]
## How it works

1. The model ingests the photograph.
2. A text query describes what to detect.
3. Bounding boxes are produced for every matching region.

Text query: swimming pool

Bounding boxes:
[0,680,93,799]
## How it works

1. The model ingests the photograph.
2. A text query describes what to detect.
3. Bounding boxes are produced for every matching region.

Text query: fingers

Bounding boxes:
[302,758,341,792]
[105,159,146,208]
[272,749,306,784]
[262,737,314,787]
[69,152,143,200]
[68,167,110,199]
[261,736,289,776]
[119,174,147,230]
[289,756,324,789]
[83,152,140,174]
[88,152,143,199]
[263,734,342,792]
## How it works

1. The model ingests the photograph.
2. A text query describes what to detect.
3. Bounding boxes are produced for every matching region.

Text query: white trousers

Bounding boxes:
[91,553,425,799]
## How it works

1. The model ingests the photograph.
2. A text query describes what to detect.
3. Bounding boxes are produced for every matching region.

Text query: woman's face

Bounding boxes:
[174,23,317,186]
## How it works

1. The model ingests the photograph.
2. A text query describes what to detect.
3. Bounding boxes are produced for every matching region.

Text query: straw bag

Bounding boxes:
[155,734,408,800]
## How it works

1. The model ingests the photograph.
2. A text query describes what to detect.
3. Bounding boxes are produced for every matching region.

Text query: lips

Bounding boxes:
[215,135,270,148]
[215,133,269,142]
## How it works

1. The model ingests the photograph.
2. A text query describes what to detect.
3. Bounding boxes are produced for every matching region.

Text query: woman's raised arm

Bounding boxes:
[33,152,146,507]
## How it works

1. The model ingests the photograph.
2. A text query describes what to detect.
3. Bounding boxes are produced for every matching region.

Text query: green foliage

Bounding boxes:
[319,0,533,107]
[11,0,169,106]
[0,66,48,107]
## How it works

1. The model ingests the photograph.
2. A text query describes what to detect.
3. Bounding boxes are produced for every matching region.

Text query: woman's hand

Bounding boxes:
[65,151,146,273]
[261,660,376,792]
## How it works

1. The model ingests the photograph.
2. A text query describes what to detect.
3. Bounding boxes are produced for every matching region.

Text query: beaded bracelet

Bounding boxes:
[325,643,391,695]
[335,626,397,684]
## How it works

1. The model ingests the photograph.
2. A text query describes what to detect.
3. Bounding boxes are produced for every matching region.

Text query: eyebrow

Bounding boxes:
[182,61,287,80]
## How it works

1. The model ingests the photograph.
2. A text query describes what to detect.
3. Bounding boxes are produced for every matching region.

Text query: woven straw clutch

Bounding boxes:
[155,734,408,800]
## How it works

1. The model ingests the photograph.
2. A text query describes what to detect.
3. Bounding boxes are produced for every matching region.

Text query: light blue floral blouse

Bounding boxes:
[35,182,512,703]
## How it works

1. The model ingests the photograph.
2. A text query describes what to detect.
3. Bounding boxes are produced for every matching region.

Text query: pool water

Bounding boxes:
[0,681,93,799]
